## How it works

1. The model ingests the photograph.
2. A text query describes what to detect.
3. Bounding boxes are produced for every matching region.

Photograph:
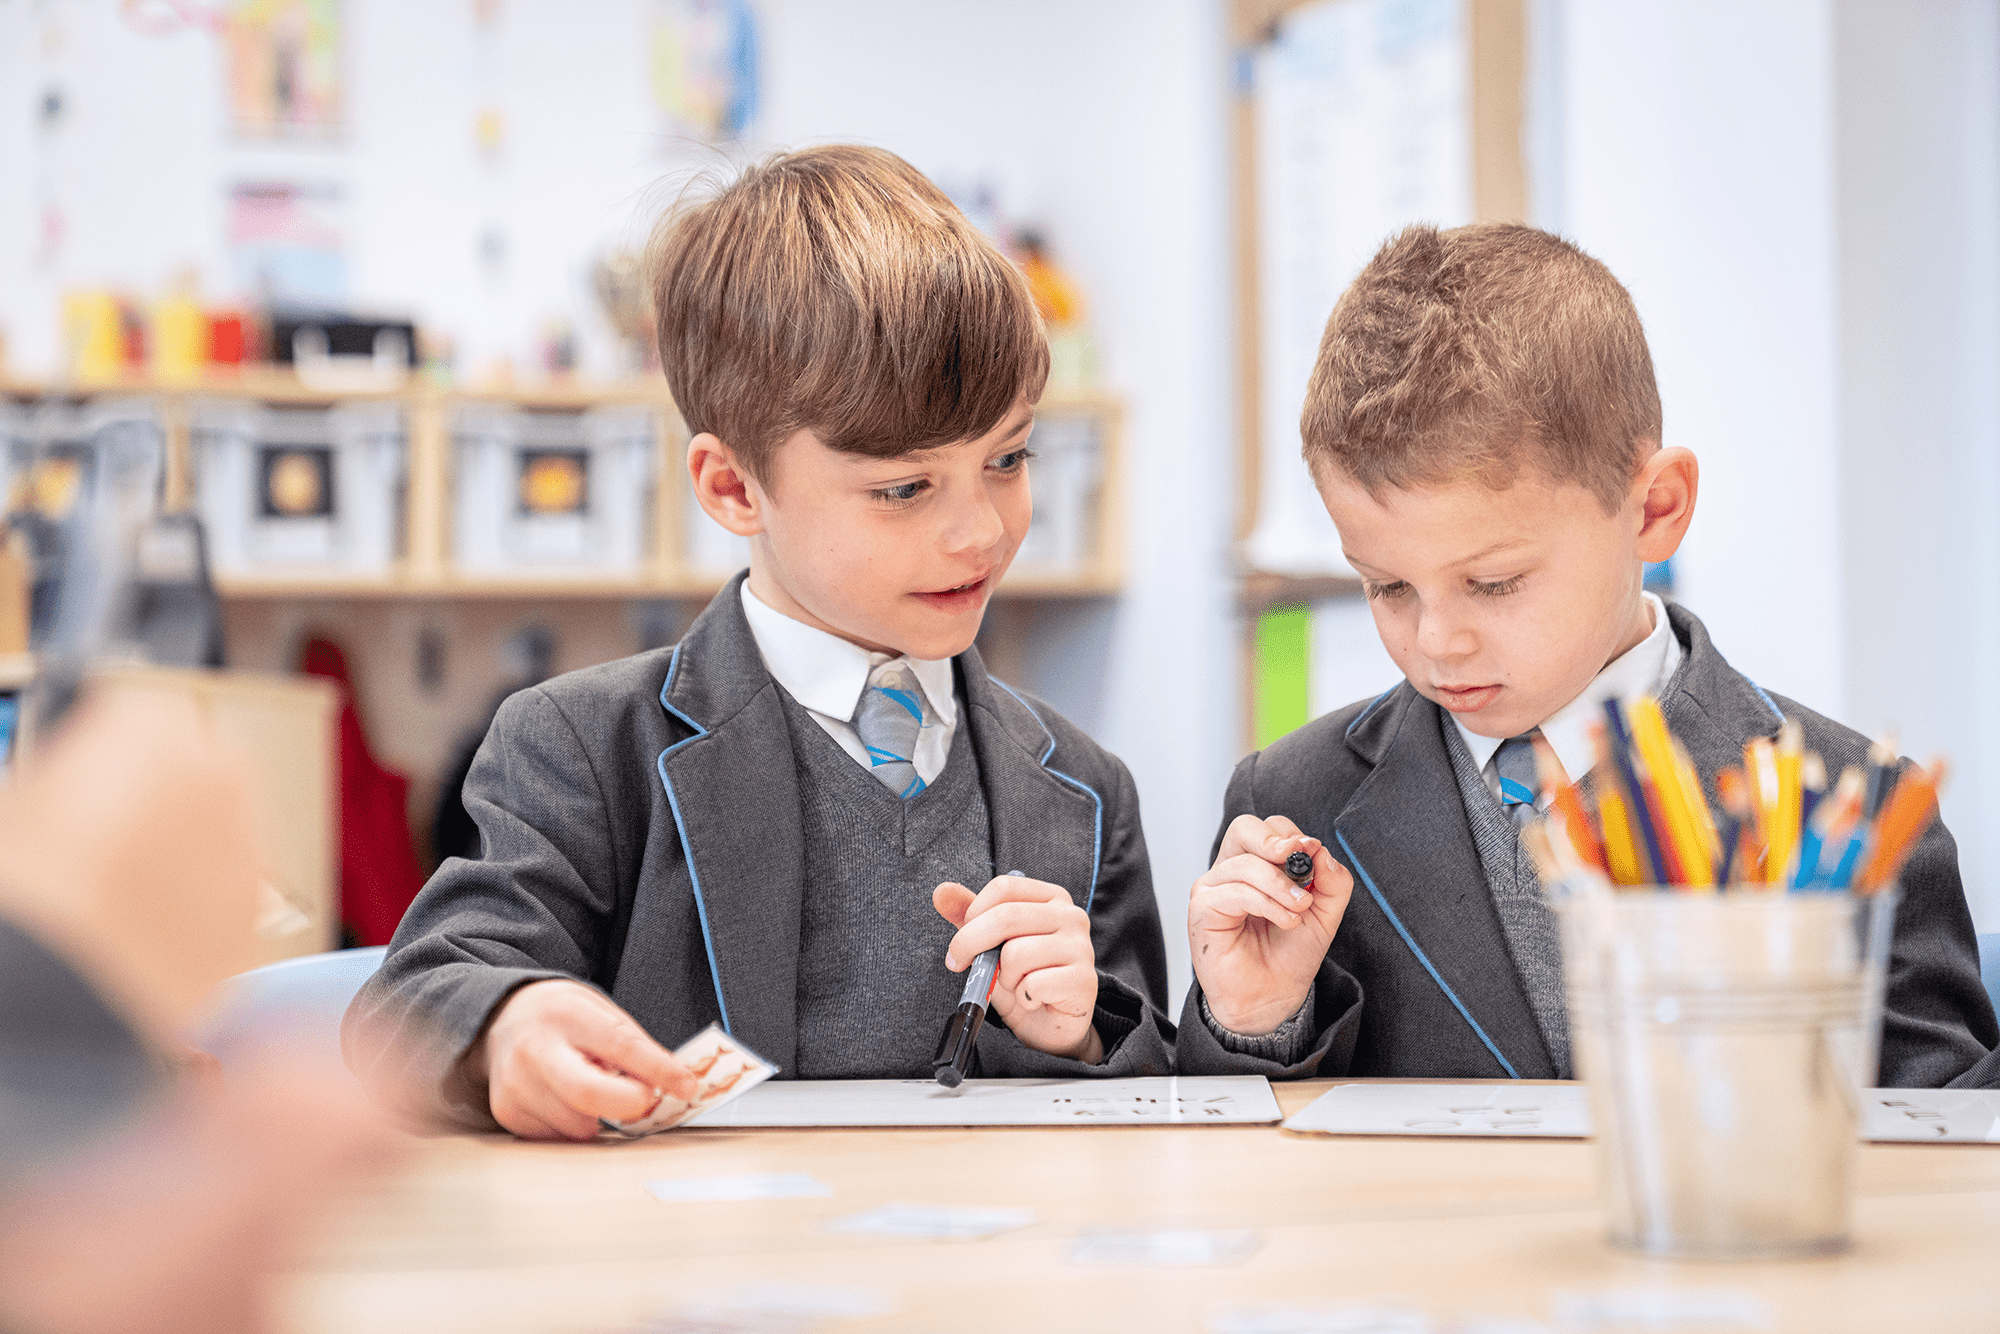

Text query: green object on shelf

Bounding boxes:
[1253,605,1311,750]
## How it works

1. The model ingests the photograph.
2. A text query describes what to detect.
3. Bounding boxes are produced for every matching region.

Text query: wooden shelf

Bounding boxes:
[3,370,1126,603]
[214,564,1122,602]
[1239,569,1364,614]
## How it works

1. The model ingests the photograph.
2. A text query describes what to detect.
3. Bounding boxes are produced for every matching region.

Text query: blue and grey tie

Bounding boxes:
[852,660,929,799]
[1495,732,1543,829]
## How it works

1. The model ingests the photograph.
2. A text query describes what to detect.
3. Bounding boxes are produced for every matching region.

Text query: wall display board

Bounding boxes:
[1248,0,1471,580]
[1231,0,1524,746]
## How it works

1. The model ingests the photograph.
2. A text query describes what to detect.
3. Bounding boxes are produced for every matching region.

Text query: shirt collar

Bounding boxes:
[738,581,958,727]
[1452,591,1681,786]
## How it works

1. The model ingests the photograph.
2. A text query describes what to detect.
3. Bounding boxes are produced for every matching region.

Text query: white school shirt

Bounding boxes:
[1452,592,1683,809]
[738,582,959,785]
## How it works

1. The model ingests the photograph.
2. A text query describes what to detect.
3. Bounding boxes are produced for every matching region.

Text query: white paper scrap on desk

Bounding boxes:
[1862,1088,2000,1142]
[1208,1306,1431,1334]
[1285,1083,2000,1144]
[828,1203,1036,1240]
[1068,1228,1262,1267]
[1284,1083,1591,1138]
[684,1075,1280,1127]
[644,1172,831,1204]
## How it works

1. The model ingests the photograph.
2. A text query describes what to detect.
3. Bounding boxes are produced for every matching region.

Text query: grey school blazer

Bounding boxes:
[345,574,1174,1127]
[1177,603,2000,1089]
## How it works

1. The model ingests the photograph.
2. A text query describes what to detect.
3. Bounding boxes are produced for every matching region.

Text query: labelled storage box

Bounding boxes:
[2,395,166,526]
[192,399,404,577]
[453,405,657,577]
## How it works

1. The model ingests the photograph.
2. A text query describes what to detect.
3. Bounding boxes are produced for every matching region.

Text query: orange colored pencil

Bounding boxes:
[1859,758,1948,892]
[1534,737,1606,876]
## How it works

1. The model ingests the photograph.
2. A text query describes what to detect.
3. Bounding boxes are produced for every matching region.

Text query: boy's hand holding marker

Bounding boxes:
[1188,816,1353,1036]
[933,874,1104,1065]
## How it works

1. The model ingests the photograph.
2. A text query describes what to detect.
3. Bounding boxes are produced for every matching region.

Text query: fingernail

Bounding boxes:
[1289,888,1309,904]
[945,952,960,970]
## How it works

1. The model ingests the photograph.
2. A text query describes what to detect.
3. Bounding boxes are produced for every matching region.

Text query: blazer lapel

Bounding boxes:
[654,575,807,1070]
[960,650,1100,907]
[1333,685,1556,1079]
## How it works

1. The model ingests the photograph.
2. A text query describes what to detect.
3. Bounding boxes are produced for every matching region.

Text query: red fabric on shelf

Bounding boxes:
[300,636,426,947]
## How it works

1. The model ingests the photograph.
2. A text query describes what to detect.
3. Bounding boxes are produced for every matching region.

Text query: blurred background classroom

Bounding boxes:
[0,0,1993,1006]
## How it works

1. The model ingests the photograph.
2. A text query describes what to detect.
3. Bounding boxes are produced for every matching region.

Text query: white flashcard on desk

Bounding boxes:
[1862,1088,2000,1142]
[827,1204,1036,1240]
[644,1173,831,1204]
[1286,1083,2000,1143]
[602,1025,777,1137]
[683,1075,1281,1127]
[1283,1083,1590,1138]
[1067,1228,1263,1267]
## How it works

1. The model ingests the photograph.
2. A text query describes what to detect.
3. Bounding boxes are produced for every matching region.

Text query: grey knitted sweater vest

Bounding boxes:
[1439,715,1573,1077]
[778,686,996,1079]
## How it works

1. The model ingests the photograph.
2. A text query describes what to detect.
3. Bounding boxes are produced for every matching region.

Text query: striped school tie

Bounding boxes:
[1495,732,1543,829]
[852,660,929,799]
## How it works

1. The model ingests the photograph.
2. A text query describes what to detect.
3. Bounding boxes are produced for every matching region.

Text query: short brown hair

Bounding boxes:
[647,145,1048,482]
[1300,223,1661,513]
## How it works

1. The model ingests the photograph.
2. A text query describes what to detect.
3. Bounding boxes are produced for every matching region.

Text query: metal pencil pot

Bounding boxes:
[1558,885,1896,1259]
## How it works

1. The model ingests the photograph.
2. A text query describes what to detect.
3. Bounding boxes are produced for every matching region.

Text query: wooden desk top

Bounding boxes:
[278,1081,2000,1334]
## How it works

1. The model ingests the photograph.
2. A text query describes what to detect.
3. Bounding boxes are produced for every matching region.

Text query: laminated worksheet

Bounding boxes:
[682,1075,1281,1128]
[1283,1083,2000,1143]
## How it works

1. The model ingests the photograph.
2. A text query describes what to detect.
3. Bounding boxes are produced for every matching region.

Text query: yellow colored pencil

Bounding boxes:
[1767,720,1804,886]
[1627,697,1713,887]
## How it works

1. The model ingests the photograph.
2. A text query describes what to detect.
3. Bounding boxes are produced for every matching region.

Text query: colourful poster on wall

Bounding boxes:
[229,182,346,309]
[651,0,758,141]
[227,0,343,140]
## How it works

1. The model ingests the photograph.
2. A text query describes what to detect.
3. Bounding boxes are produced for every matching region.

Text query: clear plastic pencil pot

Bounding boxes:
[1557,885,1897,1259]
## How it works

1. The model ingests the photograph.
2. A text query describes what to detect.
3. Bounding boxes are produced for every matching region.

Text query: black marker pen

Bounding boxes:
[933,870,1022,1089]
[1284,849,1314,889]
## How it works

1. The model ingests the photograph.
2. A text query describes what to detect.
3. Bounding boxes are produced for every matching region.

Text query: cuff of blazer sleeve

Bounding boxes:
[1175,961,1363,1079]
[970,972,1174,1078]
[1199,984,1316,1064]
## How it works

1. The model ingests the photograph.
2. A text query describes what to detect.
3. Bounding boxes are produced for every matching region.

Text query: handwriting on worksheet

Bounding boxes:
[683,1076,1283,1128]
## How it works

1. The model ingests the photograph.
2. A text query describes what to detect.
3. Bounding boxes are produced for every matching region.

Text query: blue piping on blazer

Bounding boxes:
[1335,829,1522,1079]
[1749,680,1785,727]
[1345,686,1399,737]
[989,679,1106,913]
[654,644,733,1036]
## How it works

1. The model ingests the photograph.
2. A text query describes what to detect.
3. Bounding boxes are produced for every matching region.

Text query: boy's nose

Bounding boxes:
[1415,607,1477,661]
[942,491,1008,555]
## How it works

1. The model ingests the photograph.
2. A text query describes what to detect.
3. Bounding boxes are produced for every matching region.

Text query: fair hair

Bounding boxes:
[1301,223,1661,513]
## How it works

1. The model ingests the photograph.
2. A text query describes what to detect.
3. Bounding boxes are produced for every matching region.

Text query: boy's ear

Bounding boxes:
[1633,445,1697,564]
[687,432,766,537]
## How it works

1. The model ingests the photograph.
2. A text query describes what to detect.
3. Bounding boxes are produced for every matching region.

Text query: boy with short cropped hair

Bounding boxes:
[347,145,1173,1137]
[1179,223,1998,1088]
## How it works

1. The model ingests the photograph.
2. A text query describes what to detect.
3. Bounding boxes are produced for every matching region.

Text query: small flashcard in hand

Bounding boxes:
[601,1025,777,1137]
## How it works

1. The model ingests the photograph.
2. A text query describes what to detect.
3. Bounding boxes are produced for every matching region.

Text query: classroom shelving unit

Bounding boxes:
[1,368,1124,602]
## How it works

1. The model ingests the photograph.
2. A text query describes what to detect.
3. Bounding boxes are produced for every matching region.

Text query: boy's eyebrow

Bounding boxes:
[1344,538,1533,578]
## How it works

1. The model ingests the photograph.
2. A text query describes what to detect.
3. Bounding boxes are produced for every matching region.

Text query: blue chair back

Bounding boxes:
[193,946,387,1076]
[1980,932,2000,1020]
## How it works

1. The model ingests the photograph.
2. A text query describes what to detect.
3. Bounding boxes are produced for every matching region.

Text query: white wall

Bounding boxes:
[1552,0,1846,719]
[1832,0,2000,929]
